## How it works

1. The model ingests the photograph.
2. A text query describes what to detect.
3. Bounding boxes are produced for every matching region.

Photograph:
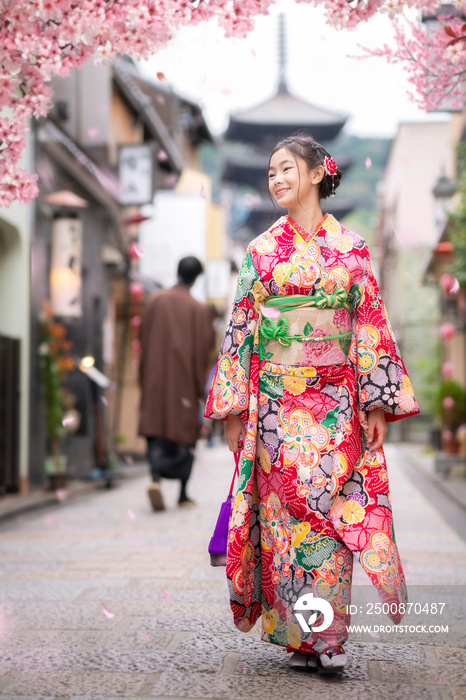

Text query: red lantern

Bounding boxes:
[442,396,455,411]
[439,273,455,293]
[440,322,455,340]
[441,361,454,378]
[129,282,144,300]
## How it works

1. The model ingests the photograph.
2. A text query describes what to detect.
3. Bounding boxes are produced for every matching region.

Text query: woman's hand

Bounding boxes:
[367,408,387,452]
[225,414,246,453]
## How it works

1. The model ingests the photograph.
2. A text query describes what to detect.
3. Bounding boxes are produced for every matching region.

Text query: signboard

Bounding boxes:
[139,191,207,301]
[206,259,230,299]
[119,144,153,205]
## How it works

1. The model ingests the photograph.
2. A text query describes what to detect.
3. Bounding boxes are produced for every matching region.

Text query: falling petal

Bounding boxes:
[124,455,133,465]
[140,633,151,643]
[181,397,192,408]
[55,489,68,502]
[44,514,56,526]
[101,396,108,406]
[101,603,115,619]
[199,183,207,199]
[260,304,280,319]
[365,157,372,170]
[161,588,171,600]
[368,630,380,641]
[450,277,460,294]
[157,72,166,81]
[157,150,168,162]
[156,95,166,105]
[87,127,100,139]
[126,509,136,521]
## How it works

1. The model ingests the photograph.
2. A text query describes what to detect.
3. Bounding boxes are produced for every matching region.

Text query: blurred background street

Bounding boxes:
[0,0,466,697]
[0,441,465,698]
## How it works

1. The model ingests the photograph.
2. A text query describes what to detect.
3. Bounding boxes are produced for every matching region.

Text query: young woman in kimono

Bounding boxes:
[205,133,419,673]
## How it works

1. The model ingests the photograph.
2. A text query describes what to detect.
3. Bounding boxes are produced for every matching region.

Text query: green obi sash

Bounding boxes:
[259,288,353,364]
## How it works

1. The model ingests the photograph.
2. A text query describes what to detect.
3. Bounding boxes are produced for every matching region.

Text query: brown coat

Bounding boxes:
[138,284,215,445]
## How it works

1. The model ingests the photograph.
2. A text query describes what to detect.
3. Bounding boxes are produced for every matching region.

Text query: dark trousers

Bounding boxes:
[146,436,194,502]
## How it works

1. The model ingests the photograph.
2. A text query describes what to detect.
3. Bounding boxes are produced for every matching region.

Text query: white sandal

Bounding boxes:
[288,652,318,671]
[318,648,347,673]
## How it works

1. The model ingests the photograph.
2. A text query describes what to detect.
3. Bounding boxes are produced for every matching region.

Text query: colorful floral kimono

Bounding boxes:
[205,214,419,656]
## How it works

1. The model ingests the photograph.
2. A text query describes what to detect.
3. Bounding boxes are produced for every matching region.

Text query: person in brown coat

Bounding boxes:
[139,256,215,510]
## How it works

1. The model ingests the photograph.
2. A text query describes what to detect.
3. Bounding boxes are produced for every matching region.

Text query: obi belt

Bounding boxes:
[258,288,352,366]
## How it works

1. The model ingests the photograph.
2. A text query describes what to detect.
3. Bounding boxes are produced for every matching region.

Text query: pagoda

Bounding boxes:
[222,14,355,239]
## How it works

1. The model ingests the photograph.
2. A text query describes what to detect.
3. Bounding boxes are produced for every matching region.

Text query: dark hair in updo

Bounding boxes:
[269,132,342,200]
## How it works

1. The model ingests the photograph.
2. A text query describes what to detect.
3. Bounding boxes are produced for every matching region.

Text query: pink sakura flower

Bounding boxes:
[445,42,466,66]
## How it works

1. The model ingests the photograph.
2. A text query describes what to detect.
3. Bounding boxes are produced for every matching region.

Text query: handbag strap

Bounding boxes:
[228,451,241,497]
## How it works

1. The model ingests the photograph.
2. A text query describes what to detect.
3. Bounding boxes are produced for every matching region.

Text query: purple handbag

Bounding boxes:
[208,451,240,567]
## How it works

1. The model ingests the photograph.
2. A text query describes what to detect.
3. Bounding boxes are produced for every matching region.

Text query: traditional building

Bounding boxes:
[0,55,221,496]
[222,14,355,242]
[376,121,456,439]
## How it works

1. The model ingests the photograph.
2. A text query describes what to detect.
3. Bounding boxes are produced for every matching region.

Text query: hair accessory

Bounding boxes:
[324,156,337,198]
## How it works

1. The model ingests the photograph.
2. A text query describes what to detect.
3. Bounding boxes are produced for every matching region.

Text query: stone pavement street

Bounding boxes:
[0,443,465,700]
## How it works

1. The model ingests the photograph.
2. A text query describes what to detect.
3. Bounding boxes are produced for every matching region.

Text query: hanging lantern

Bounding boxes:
[439,273,456,293]
[441,361,454,378]
[50,216,83,318]
[442,396,455,411]
[129,282,144,300]
[440,322,456,340]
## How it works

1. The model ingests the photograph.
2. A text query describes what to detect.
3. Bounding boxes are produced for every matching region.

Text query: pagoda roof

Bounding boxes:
[225,86,348,146]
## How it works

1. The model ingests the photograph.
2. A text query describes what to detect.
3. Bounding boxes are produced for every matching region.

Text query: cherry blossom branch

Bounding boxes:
[0,0,456,207]
[362,10,466,112]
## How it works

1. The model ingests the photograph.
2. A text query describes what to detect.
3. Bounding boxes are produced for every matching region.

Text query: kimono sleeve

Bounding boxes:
[351,245,420,423]
[205,250,260,420]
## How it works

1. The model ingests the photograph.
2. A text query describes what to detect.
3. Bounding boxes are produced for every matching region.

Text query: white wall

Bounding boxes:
[139,190,207,301]
[383,122,452,250]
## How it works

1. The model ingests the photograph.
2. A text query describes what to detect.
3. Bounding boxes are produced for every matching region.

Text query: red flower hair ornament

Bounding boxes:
[324,156,337,176]
[324,156,337,197]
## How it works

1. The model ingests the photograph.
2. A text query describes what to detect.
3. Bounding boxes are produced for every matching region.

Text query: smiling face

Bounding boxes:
[268,147,324,212]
